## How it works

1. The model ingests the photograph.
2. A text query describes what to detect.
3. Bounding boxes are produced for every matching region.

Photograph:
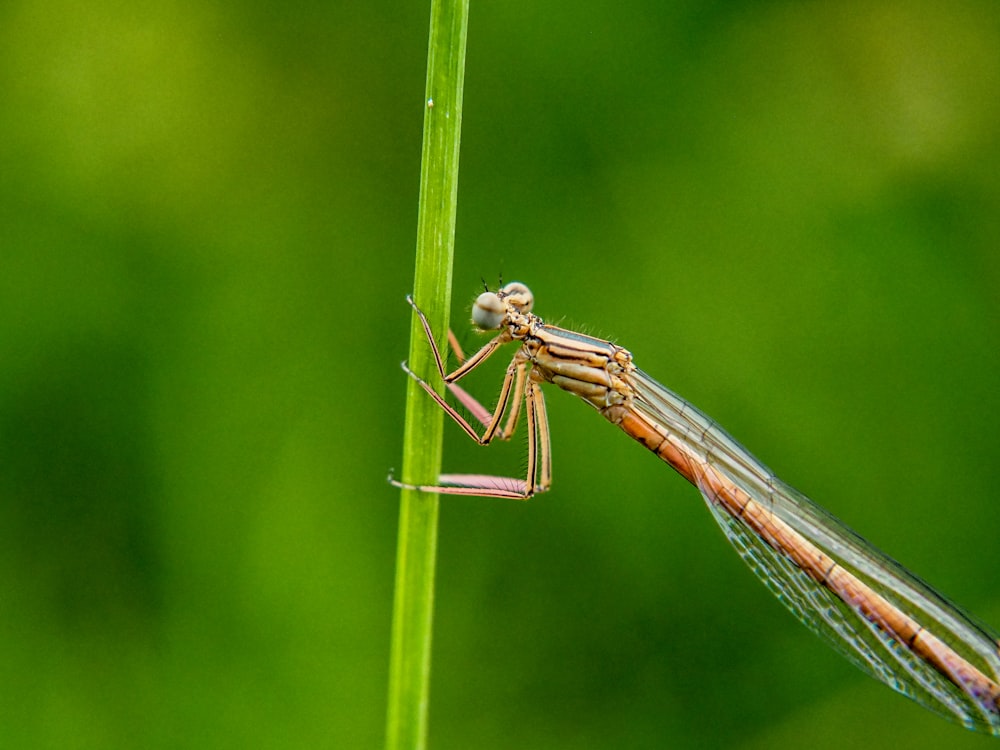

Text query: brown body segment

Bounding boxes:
[616,404,1000,718]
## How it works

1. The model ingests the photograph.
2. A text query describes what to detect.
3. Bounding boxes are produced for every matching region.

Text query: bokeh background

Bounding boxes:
[2,1,999,748]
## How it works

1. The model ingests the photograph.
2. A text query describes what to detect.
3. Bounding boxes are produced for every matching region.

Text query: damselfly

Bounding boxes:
[391,281,1000,734]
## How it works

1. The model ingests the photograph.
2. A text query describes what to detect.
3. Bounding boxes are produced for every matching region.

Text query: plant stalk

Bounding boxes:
[386,0,469,748]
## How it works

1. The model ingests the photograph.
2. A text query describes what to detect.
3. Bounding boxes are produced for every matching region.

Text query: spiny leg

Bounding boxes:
[391,376,551,500]
[393,294,551,499]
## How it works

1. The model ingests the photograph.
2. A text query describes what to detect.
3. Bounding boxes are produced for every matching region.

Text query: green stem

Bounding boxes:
[386,0,468,748]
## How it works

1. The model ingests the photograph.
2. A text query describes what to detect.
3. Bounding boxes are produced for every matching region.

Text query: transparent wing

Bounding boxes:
[630,368,1000,734]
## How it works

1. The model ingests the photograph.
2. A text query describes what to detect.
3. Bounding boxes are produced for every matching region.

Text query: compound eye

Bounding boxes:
[471,292,505,330]
[500,282,533,313]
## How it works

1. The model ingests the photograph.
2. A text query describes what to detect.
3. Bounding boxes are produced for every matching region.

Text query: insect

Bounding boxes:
[392,281,1000,734]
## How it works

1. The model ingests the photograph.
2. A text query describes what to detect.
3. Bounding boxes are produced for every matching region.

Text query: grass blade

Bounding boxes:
[386,0,469,748]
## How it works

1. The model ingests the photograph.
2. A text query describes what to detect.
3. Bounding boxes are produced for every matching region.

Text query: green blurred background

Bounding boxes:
[2,0,999,747]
